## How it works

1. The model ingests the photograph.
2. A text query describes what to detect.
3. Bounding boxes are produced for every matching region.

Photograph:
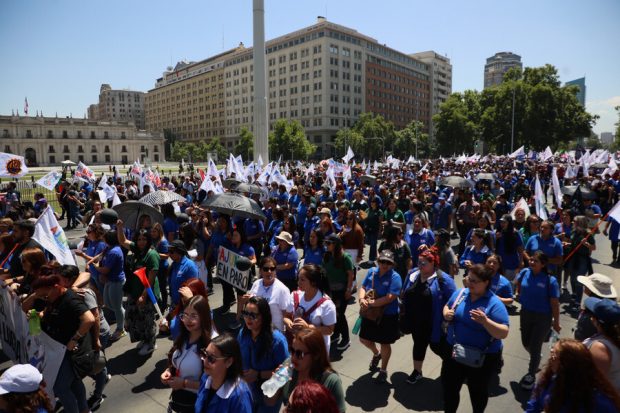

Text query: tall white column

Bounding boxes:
[252,0,269,164]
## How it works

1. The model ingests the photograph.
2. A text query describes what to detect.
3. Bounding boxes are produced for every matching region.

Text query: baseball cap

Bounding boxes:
[584,297,620,325]
[0,364,43,395]
[168,240,188,255]
[378,250,395,264]
[324,234,341,245]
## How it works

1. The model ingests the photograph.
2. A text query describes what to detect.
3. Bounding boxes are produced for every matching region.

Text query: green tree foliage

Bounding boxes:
[334,128,365,158]
[434,64,597,155]
[170,138,227,162]
[204,138,228,162]
[394,120,433,159]
[268,119,316,160]
[612,106,620,151]
[351,112,396,159]
[171,141,189,161]
[234,127,254,160]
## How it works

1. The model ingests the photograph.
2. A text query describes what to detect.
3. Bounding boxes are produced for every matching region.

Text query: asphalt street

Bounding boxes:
[2,223,619,413]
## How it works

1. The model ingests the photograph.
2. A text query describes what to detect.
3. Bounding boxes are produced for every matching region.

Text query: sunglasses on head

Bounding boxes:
[241,310,260,320]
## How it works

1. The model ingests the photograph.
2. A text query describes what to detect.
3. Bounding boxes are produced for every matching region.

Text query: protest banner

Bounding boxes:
[216,246,251,291]
[0,288,65,401]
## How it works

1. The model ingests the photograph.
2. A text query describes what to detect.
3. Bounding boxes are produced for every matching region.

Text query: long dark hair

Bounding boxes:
[242,296,273,359]
[211,334,242,382]
[499,214,518,251]
[169,295,213,366]
[535,339,620,413]
[323,239,344,269]
[299,264,330,294]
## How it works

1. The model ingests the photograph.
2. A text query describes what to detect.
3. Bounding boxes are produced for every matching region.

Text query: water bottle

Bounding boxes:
[352,316,362,335]
[548,329,560,350]
[261,358,292,398]
[28,310,41,336]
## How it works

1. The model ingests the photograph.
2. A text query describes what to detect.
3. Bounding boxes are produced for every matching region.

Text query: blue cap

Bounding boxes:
[438,194,446,200]
[584,297,620,325]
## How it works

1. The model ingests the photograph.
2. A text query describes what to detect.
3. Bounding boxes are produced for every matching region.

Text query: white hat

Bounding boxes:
[0,364,43,395]
[578,273,617,299]
[275,231,294,246]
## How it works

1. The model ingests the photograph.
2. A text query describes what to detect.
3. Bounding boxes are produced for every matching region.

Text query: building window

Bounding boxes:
[90,131,96,139]
[2,130,8,138]
[77,146,84,153]
[49,155,56,164]
[104,131,109,139]
[122,155,128,164]
[77,131,83,139]
[91,145,97,153]
[105,154,111,163]
[47,130,54,139]
[92,155,98,163]
[140,145,146,152]
[63,146,70,153]
[104,145,110,153]
[4,145,10,153]
[62,131,68,139]
[64,155,70,161]
[121,132,126,139]
[121,146,127,153]
[26,130,33,138]
[154,145,159,153]
[48,145,55,153]
[154,154,160,162]
[78,155,84,162]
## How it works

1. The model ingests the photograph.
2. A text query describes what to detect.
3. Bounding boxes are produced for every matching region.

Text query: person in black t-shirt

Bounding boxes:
[0,220,44,283]
[23,275,95,413]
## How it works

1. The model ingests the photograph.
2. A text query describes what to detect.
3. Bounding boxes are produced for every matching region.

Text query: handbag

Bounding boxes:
[359,271,388,323]
[71,333,106,377]
[449,290,494,368]
[169,389,197,413]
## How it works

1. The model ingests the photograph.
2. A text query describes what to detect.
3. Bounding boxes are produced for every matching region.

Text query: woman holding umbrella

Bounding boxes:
[116,220,161,356]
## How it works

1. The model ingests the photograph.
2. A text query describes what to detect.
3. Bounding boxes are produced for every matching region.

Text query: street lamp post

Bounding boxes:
[511,86,516,153]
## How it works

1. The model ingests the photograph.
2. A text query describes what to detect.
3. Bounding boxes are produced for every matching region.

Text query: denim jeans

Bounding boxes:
[54,351,88,413]
[568,257,589,303]
[91,333,111,397]
[104,279,126,333]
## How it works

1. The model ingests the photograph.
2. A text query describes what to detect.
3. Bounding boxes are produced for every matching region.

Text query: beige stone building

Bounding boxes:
[88,84,146,129]
[484,52,522,89]
[0,114,164,166]
[146,17,434,158]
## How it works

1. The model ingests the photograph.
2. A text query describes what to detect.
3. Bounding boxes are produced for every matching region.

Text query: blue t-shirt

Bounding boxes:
[495,231,524,270]
[432,202,453,229]
[155,238,169,271]
[446,288,509,353]
[86,240,106,281]
[229,243,255,259]
[526,378,619,413]
[490,273,513,299]
[244,219,264,240]
[195,375,253,413]
[100,245,125,282]
[303,246,323,265]
[169,256,199,306]
[525,235,563,273]
[361,268,402,315]
[459,245,492,268]
[517,268,560,313]
[163,217,179,240]
[272,246,299,280]
[210,229,229,260]
[407,229,435,266]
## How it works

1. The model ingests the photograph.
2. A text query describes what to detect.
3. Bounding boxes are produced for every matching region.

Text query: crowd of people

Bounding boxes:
[0,152,620,413]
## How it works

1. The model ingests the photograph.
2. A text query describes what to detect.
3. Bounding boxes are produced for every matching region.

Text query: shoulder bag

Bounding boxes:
[450,292,494,368]
[359,271,389,323]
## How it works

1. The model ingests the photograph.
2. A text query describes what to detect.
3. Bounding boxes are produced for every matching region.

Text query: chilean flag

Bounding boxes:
[133,267,164,320]
[24,97,29,115]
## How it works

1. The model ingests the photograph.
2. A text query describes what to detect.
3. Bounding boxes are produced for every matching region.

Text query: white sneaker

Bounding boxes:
[138,343,157,356]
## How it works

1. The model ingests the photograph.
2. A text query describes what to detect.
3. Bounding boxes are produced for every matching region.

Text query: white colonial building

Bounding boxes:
[0,114,164,166]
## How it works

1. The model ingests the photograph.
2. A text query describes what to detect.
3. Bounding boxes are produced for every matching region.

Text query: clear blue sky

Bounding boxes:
[1,0,618,136]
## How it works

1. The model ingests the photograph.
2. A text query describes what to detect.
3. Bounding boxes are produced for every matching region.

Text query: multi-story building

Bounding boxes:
[409,51,452,141]
[484,52,522,89]
[89,84,146,129]
[0,113,164,166]
[145,17,432,158]
[565,77,586,107]
[601,132,614,146]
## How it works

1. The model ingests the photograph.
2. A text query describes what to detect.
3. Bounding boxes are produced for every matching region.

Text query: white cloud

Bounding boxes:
[587,96,619,135]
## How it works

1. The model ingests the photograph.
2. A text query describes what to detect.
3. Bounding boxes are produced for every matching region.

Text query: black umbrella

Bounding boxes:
[139,190,186,206]
[440,176,474,189]
[475,173,496,181]
[360,174,377,184]
[113,201,164,230]
[231,182,264,195]
[201,192,266,221]
[560,185,598,200]
[222,178,242,190]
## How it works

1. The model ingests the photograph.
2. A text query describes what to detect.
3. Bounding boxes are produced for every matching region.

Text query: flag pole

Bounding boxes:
[563,211,610,265]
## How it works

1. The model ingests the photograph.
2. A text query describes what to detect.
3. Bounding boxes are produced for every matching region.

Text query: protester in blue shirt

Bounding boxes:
[516,251,561,391]
[75,223,107,293]
[432,195,453,231]
[303,229,324,266]
[162,204,180,242]
[358,250,403,384]
[406,216,435,267]
[484,254,514,306]
[95,230,126,342]
[524,220,564,275]
[195,334,253,413]
[303,206,320,247]
[494,214,524,282]
[271,231,299,293]
[526,338,620,413]
[226,227,256,318]
[459,229,492,276]
[168,240,199,308]
[603,215,620,265]
[237,297,289,413]
[441,264,509,413]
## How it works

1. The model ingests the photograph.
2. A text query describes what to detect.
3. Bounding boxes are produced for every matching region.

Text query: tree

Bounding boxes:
[234,127,254,160]
[268,119,316,160]
[433,91,481,156]
[334,128,365,158]
[163,129,177,159]
[612,106,620,151]
[204,138,228,162]
[586,133,602,150]
[170,141,189,161]
[351,112,396,160]
[394,120,432,159]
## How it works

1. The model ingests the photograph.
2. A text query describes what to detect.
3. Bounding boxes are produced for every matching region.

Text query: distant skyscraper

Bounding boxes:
[88,84,146,129]
[484,52,522,89]
[565,77,586,107]
[601,132,614,145]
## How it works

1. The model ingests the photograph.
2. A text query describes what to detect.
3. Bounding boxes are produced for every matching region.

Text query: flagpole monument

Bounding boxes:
[253,0,269,164]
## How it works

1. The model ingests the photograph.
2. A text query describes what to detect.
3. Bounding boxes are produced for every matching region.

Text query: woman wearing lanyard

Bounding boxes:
[161,295,216,413]
[238,297,289,413]
[358,250,403,384]
[400,248,456,385]
[515,251,561,391]
[272,231,299,293]
[441,264,509,413]
[484,254,514,307]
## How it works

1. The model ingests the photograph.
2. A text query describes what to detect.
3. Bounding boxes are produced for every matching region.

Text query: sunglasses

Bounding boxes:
[200,349,228,364]
[291,349,309,359]
[241,310,260,320]
[262,266,276,272]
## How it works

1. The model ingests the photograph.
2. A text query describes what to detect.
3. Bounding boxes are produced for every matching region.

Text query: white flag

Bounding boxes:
[342,146,355,163]
[33,207,76,266]
[511,197,531,220]
[542,146,554,161]
[36,170,62,191]
[75,161,95,182]
[112,192,122,206]
[551,167,563,208]
[509,146,525,158]
[534,175,548,220]
[0,152,29,178]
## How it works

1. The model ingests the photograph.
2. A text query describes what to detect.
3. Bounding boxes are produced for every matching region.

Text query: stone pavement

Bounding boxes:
[1,226,619,413]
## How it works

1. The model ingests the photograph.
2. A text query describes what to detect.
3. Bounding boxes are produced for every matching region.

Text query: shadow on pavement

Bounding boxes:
[107,347,152,375]
[391,372,444,411]
[345,372,391,411]
[131,358,169,393]
[509,380,532,410]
